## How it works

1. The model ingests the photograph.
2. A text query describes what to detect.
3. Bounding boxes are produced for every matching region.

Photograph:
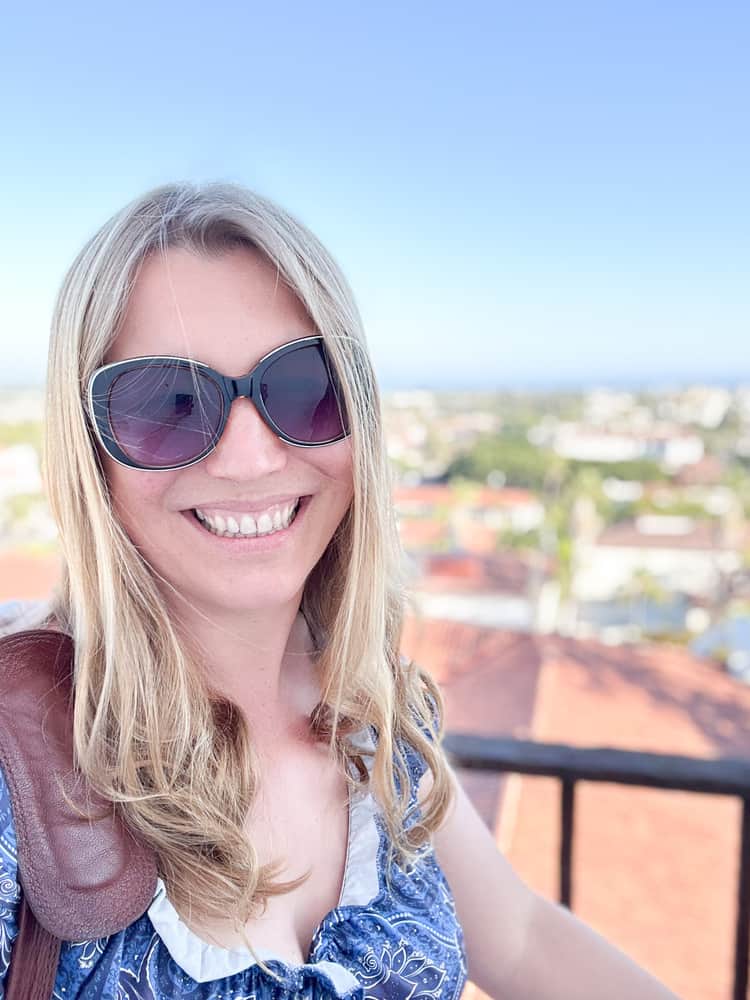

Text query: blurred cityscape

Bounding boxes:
[2,382,750,998]
[3,381,750,673]
[384,383,750,681]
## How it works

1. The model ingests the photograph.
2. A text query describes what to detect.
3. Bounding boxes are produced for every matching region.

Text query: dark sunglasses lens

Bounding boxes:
[261,342,348,444]
[105,364,224,468]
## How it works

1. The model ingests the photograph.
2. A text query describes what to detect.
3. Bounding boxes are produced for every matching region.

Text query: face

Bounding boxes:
[101,246,354,622]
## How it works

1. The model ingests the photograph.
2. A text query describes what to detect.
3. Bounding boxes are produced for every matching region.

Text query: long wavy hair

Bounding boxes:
[42,181,453,949]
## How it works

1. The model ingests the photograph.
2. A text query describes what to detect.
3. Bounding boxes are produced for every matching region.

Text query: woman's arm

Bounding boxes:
[421,767,680,999]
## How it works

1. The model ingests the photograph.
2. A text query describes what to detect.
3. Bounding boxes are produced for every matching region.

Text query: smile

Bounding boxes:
[192,498,302,538]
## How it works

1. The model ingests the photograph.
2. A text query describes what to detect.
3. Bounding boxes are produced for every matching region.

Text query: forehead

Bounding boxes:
[106,246,315,374]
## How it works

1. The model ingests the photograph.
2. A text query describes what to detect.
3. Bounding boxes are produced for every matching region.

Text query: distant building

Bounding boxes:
[394,484,544,535]
[657,386,732,429]
[548,421,704,470]
[574,515,742,603]
[406,550,557,632]
[583,389,637,425]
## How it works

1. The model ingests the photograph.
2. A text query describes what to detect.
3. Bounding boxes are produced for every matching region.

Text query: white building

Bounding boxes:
[574,515,742,602]
[551,421,704,470]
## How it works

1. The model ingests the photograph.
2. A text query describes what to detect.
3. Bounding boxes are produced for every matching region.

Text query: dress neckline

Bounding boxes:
[146,727,380,985]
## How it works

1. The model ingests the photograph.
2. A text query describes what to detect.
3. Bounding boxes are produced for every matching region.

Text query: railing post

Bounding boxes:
[734,796,750,1000]
[444,732,750,998]
[560,777,575,909]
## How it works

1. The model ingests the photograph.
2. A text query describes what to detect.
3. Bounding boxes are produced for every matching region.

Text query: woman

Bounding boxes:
[0,182,679,998]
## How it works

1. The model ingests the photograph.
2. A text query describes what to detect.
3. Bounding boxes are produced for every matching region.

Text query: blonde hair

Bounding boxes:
[43,181,453,949]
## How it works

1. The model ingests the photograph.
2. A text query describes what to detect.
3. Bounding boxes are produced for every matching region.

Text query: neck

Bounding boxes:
[169,595,321,737]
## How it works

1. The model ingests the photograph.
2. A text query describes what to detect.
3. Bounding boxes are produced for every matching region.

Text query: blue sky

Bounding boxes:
[2,0,748,389]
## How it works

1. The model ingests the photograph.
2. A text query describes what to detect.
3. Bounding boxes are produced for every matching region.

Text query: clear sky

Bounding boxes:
[2,0,748,389]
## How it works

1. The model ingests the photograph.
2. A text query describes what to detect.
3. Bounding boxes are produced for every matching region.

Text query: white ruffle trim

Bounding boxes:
[147,728,379,988]
[339,729,380,908]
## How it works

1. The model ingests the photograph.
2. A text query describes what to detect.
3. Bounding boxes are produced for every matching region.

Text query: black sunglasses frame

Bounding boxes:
[86,335,350,472]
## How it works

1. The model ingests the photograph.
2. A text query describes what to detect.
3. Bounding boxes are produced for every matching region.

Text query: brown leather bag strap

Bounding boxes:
[0,628,158,995]
[5,891,61,1000]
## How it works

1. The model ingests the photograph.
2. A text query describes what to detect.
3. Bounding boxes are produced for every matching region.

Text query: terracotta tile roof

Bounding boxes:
[393,484,538,509]
[394,485,456,506]
[414,551,546,596]
[0,550,60,601]
[473,487,539,508]
[452,522,499,555]
[401,615,750,1000]
[674,455,726,486]
[513,635,747,1000]
[401,618,545,849]
[396,518,448,550]
[400,619,543,799]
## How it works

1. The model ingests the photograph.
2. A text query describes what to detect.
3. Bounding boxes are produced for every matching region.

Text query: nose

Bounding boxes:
[201,396,289,480]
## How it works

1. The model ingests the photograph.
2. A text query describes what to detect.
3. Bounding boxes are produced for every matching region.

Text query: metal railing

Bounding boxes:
[443,733,750,1000]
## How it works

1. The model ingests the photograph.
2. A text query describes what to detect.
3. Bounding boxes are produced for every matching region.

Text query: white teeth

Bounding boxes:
[192,499,301,539]
[257,513,273,534]
[240,514,256,536]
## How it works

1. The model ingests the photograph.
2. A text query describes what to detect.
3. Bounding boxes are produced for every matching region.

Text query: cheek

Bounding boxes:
[104,458,176,533]
[318,445,355,503]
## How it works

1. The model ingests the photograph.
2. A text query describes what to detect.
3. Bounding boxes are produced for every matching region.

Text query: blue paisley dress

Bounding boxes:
[0,725,467,1000]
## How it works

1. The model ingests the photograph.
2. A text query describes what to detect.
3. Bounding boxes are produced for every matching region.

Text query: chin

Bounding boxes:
[188,580,305,617]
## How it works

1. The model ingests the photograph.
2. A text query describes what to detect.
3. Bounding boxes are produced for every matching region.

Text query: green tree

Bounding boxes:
[446,434,555,489]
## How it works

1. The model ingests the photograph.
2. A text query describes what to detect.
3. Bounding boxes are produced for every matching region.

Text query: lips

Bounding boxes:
[181,495,311,545]
[193,498,301,537]
[184,493,306,515]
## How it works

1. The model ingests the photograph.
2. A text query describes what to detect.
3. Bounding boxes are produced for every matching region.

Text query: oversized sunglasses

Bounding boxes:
[87,336,350,471]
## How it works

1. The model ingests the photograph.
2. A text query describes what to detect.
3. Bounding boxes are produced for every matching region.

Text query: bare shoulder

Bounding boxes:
[418,764,535,994]
[419,763,680,998]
